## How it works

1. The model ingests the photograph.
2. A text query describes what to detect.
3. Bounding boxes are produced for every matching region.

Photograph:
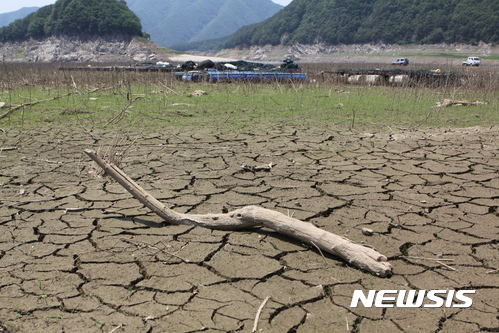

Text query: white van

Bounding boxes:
[462,57,481,66]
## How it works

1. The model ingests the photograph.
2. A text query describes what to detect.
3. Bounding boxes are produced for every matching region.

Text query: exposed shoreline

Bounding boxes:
[2,36,498,65]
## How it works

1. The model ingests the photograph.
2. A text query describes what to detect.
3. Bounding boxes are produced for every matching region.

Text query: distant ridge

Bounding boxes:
[125,0,283,47]
[0,7,39,28]
[223,0,499,48]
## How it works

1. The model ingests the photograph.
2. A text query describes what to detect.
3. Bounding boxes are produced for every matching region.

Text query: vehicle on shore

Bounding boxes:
[462,57,481,66]
[392,58,409,66]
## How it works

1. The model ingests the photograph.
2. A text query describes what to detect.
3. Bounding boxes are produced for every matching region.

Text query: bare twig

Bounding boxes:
[436,260,457,271]
[252,296,270,333]
[310,241,329,266]
[89,130,140,177]
[108,324,124,333]
[106,101,134,125]
[160,84,179,95]
[402,256,454,262]
[76,117,97,140]
[121,238,190,263]
[62,207,87,213]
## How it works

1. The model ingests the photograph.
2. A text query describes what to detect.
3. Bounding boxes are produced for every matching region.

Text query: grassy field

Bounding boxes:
[0,62,498,132]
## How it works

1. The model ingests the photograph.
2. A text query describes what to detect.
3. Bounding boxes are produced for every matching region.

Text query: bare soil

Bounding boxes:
[0,124,498,332]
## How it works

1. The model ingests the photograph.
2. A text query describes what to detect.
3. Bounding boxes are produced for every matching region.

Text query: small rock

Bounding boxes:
[190,90,208,96]
[361,228,374,236]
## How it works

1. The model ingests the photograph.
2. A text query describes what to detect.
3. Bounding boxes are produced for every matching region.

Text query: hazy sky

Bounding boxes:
[0,0,54,14]
[0,0,293,14]
[272,0,292,5]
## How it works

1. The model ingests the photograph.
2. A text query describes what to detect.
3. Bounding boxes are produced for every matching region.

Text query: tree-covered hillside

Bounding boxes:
[0,0,145,42]
[223,0,499,47]
[125,0,282,47]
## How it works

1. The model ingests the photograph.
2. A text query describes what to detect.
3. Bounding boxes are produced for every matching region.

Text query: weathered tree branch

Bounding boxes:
[0,92,77,120]
[84,149,393,277]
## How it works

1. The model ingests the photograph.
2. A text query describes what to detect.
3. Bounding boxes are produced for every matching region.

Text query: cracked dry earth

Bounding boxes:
[0,125,498,333]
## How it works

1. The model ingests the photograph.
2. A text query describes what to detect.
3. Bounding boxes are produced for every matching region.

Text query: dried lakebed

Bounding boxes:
[0,125,498,332]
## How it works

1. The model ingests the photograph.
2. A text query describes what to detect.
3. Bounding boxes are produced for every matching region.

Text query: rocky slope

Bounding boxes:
[235,42,499,64]
[0,35,175,63]
[2,34,498,65]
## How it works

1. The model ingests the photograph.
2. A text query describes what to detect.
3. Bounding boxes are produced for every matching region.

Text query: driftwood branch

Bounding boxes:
[436,99,489,107]
[0,92,77,120]
[84,149,393,277]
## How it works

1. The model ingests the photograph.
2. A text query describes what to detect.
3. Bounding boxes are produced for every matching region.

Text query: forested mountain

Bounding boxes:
[125,0,283,47]
[0,0,282,48]
[0,7,38,28]
[0,0,145,43]
[223,0,499,47]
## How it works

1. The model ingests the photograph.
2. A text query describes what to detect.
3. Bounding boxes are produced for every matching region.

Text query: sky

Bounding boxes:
[0,0,293,14]
[272,0,292,5]
[0,0,55,14]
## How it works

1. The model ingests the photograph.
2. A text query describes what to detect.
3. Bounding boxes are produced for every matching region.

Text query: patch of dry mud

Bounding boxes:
[0,125,498,332]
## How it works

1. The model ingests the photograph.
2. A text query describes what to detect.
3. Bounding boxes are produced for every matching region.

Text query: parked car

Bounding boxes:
[462,57,481,66]
[392,58,409,66]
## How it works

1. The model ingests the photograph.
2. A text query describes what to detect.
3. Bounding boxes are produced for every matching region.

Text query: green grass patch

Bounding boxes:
[0,82,499,131]
[1,80,498,132]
